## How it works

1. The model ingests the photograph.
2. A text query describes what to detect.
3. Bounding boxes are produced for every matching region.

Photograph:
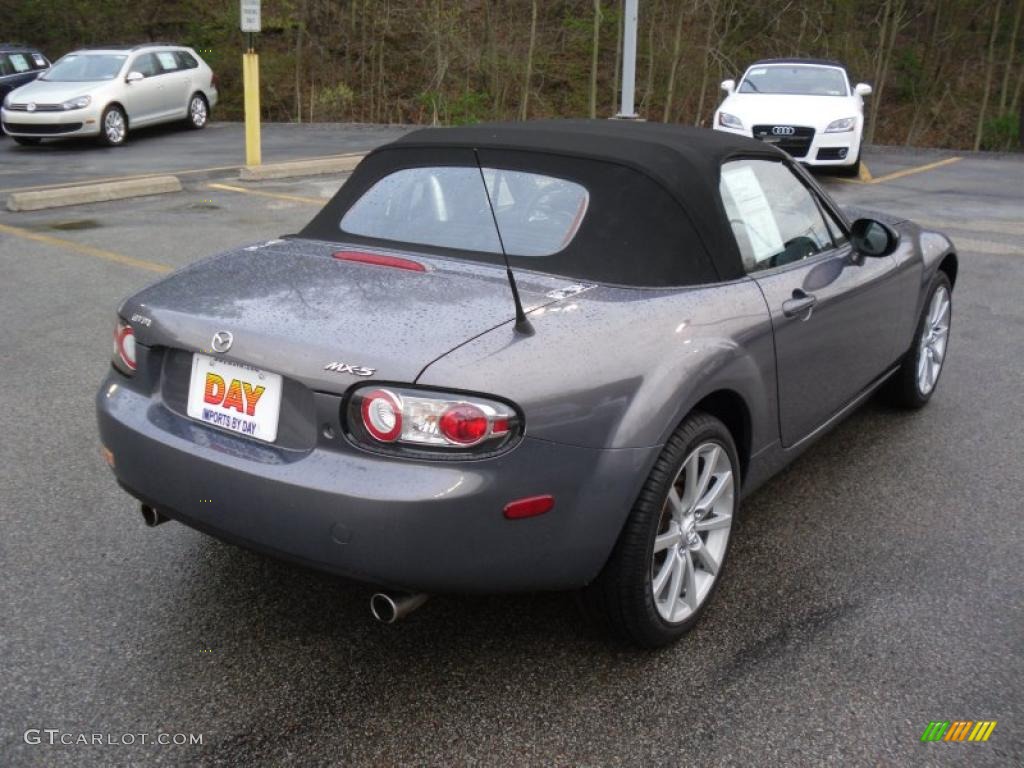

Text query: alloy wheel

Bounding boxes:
[651,441,734,623]
[105,109,125,144]
[917,285,950,395]
[190,97,207,127]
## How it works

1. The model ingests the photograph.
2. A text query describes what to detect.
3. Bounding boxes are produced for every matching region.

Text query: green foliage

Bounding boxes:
[981,113,1020,150]
[316,83,356,121]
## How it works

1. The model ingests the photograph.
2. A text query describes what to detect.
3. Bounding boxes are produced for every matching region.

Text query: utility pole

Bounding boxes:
[615,0,639,118]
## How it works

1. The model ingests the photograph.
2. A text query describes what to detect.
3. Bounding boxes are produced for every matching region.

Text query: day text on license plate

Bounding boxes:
[186,354,283,442]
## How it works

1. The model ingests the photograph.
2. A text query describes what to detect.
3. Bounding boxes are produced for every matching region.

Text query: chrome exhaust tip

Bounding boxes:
[140,504,170,527]
[370,592,429,624]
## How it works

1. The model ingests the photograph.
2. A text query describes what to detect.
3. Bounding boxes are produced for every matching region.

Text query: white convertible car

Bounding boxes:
[713,58,872,176]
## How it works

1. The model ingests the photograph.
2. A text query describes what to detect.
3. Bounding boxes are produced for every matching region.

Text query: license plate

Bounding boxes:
[186,354,283,442]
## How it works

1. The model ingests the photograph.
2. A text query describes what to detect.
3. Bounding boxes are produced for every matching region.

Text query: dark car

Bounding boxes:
[96,120,956,647]
[0,43,49,134]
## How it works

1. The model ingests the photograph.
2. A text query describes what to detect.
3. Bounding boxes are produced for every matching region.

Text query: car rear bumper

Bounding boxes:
[1,106,102,137]
[96,370,656,593]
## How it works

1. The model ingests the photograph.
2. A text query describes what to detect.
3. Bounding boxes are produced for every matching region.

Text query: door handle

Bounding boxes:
[782,289,817,319]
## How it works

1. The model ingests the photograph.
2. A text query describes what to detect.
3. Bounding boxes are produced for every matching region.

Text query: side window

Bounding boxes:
[818,203,849,248]
[176,51,199,69]
[0,56,12,77]
[30,52,49,70]
[719,159,835,273]
[8,53,31,73]
[155,51,180,72]
[131,53,159,78]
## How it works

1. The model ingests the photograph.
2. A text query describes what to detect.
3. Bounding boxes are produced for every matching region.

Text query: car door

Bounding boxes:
[719,157,904,447]
[121,53,164,124]
[153,51,190,120]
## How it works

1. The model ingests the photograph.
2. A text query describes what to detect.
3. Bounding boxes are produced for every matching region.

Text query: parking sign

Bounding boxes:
[240,0,261,33]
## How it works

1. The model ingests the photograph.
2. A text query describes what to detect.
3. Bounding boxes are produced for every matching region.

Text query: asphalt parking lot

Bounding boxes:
[0,122,412,193]
[1,129,1021,766]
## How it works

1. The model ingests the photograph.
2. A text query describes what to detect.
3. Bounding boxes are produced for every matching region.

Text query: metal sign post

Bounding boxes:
[615,0,639,119]
[241,0,262,166]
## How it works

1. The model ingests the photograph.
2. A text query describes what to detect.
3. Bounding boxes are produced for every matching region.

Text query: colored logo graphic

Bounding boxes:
[921,721,997,742]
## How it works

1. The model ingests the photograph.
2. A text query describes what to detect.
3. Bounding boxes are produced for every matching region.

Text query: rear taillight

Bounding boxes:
[112,318,136,375]
[347,386,520,458]
[211,72,219,90]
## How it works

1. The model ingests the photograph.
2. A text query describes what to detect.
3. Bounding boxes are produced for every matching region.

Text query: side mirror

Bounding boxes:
[850,218,899,257]
[720,79,736,94]
[854,83,872,97]
[125,71,144,83]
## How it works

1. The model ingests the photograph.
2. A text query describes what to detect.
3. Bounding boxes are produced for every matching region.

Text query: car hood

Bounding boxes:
[121,237,581,389]
[5,78,99,104]
[719,93,860,127]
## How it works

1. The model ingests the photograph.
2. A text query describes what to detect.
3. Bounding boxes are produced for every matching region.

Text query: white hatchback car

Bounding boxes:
[713,58,872,176]
[1,44,218,147]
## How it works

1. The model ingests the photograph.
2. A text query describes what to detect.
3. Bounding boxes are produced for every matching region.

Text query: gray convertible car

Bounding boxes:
[96,120,956,647]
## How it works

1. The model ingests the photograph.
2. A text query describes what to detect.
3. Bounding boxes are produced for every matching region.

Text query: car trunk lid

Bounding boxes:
[122,237,578,390]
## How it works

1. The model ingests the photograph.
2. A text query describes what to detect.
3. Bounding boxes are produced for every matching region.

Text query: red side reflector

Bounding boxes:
[333,250,426,272]
[503,495,555,520]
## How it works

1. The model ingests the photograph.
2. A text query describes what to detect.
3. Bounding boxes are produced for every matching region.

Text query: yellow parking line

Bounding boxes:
[0,222,171,273]
[207,182,323,205]
[858,161,873,182]
[868,156,962,184]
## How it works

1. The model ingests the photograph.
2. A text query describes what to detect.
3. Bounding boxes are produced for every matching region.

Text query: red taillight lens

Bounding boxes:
[113,319,136,374]
[360,389,402,442]
[504,495,555,520]
[211,72,219,90]
[347,386,520,458]
[439,404,489,445]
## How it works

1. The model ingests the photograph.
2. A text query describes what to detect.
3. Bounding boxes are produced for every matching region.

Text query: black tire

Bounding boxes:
[582,411,740,648]
[13,136,41,146]
[98,104,127,146]
[836,158,861,177]
[884,271,953,409]
[186,93,209,129]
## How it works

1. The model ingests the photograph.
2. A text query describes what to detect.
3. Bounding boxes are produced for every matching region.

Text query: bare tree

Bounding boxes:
[611,0,623,112]
[1000,0,1024,112]
[694,0,720,127]
[590,0,602,118]
[975,0,1004,151]
[663,0,688,123]
[521,0,539,120]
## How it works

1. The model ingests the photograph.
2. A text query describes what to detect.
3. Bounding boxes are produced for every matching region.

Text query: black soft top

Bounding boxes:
[301,119,786,286]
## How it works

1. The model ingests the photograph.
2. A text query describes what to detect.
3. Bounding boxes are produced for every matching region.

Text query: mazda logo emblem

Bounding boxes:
[211,331,233,353]
[772,126,796,136]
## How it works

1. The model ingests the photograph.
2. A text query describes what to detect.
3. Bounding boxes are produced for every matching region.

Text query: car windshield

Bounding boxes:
[42,54,127,82]
[340,167,589,257]
[739,66,848,96]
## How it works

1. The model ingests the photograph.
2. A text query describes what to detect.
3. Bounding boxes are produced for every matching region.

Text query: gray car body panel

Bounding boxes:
[96,164,957,594]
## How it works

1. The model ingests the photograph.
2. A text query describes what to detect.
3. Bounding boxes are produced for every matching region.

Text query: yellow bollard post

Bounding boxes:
[243,51,261,167]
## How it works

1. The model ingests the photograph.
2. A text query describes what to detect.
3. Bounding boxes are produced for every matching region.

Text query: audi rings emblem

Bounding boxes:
[771,126,796,136]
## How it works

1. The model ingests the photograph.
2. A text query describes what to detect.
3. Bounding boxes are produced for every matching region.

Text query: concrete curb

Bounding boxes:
[238,153,366,181]
[7,175,182,212]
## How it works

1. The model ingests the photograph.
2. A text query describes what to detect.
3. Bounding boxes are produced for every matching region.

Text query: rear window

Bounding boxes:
[340,167,589,257]
[176,51,199,69]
